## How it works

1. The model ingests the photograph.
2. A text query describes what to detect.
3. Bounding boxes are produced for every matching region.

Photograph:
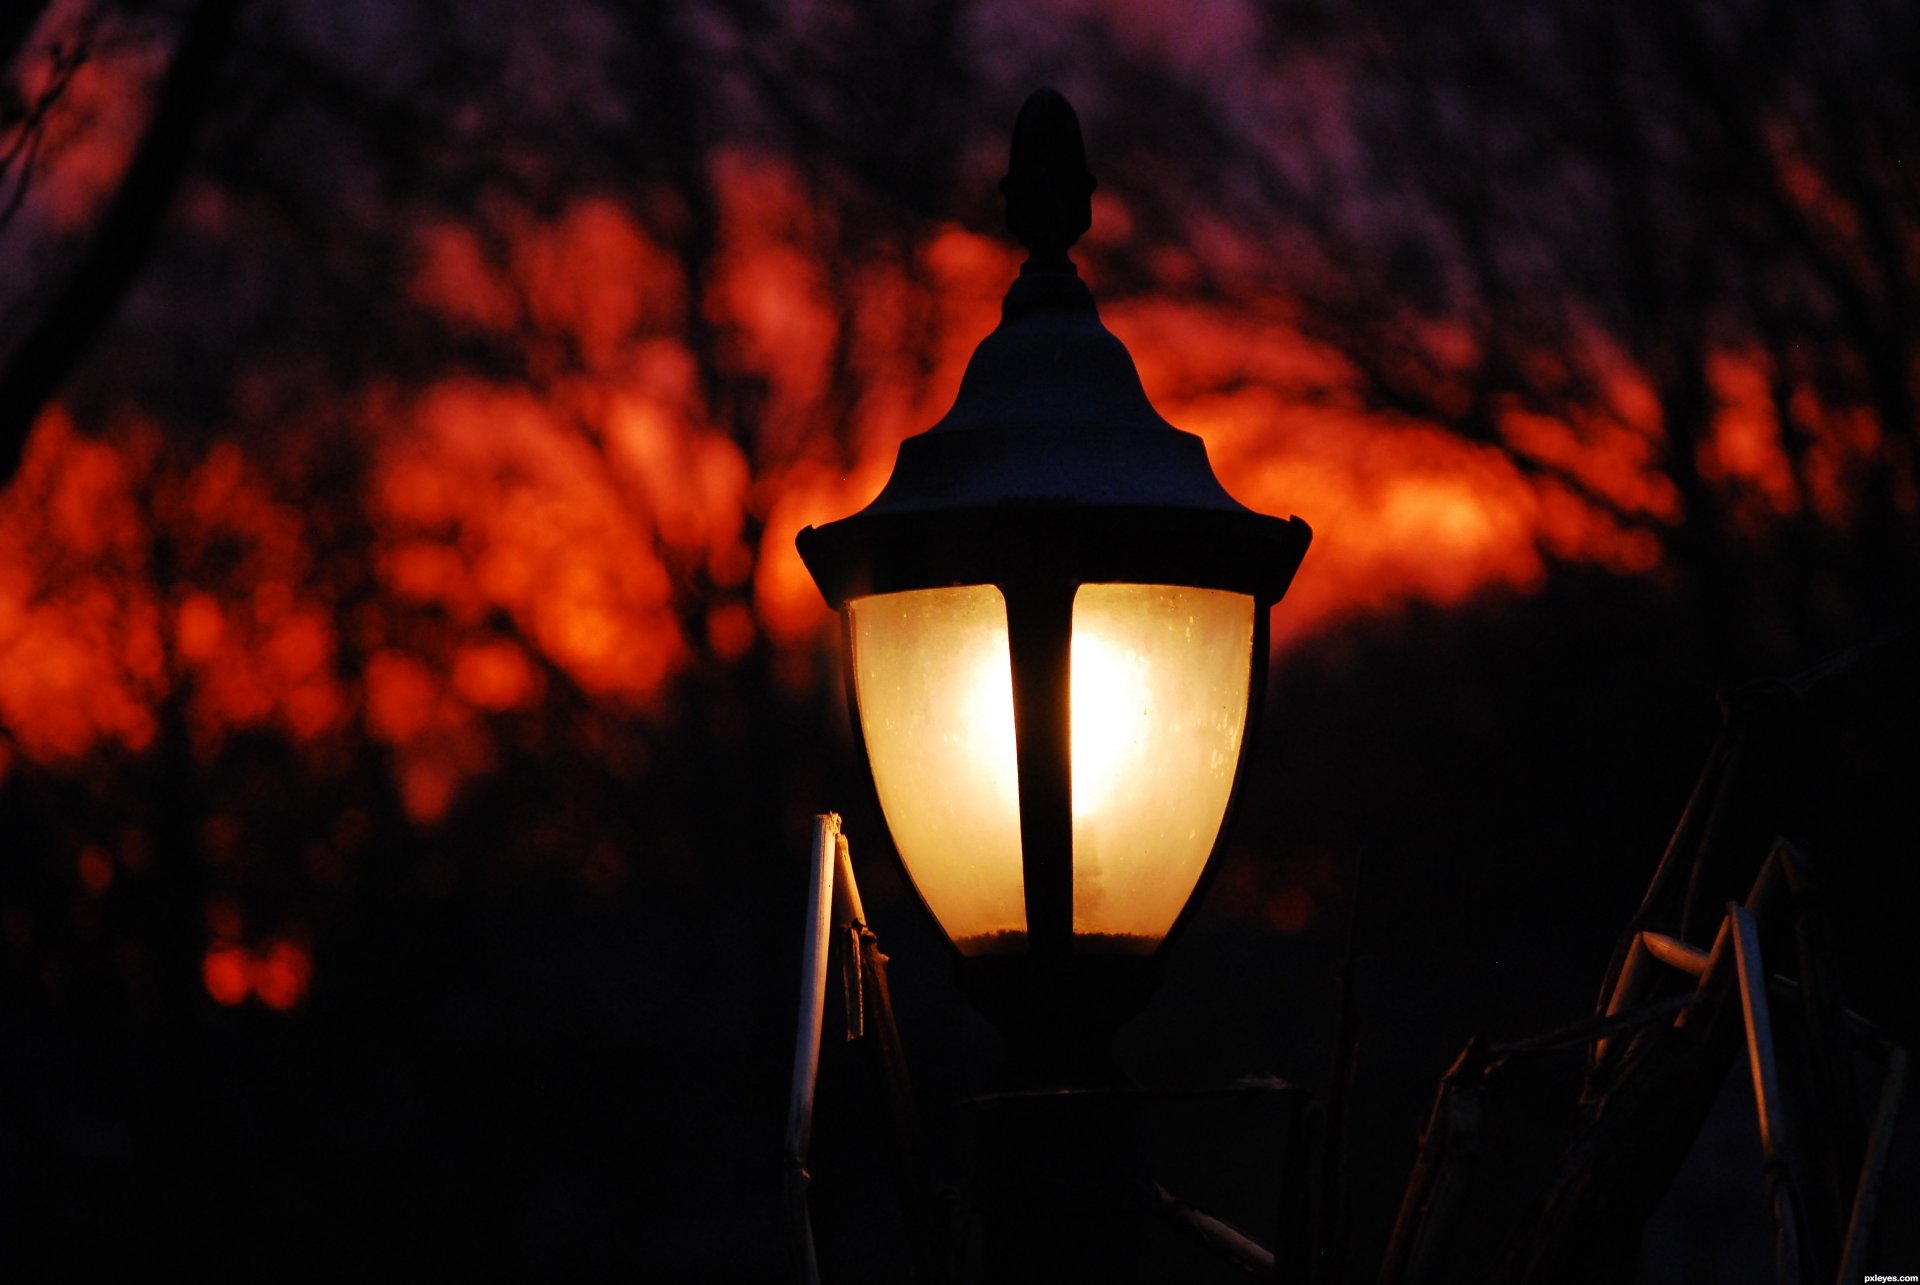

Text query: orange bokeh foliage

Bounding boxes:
[0,141,1886,841]
[1701,349,1804,525]
[371,379,690,700]
[1111,301,1668,638]
[453,640,541,712]
[0,409,162,763]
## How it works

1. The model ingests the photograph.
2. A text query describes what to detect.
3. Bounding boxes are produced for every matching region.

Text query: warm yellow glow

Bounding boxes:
[1071,585,1254,942]
[849,581,1255,955]
[850,585,1025,949]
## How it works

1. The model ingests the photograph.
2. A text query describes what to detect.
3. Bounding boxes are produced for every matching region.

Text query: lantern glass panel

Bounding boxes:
[850,584,1026,950]
[1070,584,1254,944]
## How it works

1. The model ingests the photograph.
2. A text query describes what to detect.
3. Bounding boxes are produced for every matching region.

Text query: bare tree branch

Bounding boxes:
[0,0,243,489]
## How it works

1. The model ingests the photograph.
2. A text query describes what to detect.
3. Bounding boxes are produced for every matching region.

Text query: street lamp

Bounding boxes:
[797,89,1310,1280]
[798,89,1310,1075]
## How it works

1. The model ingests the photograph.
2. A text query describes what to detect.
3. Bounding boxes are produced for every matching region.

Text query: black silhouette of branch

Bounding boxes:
[0,0,243,488]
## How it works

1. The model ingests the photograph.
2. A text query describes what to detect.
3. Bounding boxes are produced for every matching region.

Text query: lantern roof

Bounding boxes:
[798,88,1309,612]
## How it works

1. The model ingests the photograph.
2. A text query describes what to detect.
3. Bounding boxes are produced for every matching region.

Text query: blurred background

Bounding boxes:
[2,0,1915,1279]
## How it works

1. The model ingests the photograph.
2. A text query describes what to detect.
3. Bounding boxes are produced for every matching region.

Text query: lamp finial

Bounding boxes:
[1000,88,1096,272]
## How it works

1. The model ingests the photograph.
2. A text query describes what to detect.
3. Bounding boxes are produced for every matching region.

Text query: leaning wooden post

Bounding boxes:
[1729,901,1804,1285]
[782,813,842,1285]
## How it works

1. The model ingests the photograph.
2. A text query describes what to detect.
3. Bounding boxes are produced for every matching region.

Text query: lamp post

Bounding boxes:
[797,89,1311,1279]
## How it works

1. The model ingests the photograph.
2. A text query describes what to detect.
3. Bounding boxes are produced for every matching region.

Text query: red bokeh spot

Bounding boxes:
[254,941,313,1011]
[705,600,756,661]
[365,651,437,745]
[77,845,114,895]
[175,593,225,663]
[453,640,539,712]
[200,935,312,1009]
[398,752,462,825]
[202,944,251,1006]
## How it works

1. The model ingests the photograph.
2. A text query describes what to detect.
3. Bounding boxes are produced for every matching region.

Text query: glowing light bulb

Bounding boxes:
[850,585,1025,949]
[1069,584,1253,943]
[1069,627,1152,821]
[958,632,1019,796]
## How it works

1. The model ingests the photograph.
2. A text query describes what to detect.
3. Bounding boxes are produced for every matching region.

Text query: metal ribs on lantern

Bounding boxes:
[797,90,1310,1045]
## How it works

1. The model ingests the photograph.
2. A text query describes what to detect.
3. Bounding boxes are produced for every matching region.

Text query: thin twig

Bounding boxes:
[1153,1182,1277,1277]
[1484,993,1701,1076]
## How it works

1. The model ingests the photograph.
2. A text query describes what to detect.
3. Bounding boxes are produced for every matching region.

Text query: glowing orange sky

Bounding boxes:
[0,33,1852,1005]
[0,160,1820,798]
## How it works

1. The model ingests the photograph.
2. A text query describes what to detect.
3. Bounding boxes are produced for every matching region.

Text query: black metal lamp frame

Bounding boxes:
[797,91,1310,1074]
[795,88,1311,1282]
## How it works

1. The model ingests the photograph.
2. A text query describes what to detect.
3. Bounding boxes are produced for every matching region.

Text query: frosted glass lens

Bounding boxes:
[1071,585,1254,944]
[850,585,1025,951]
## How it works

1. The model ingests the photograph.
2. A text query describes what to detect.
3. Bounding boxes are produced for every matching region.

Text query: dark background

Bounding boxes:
[2,1,1916,1279]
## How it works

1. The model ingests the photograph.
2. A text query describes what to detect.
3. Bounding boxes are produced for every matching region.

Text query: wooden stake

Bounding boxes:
[782,813,842,1285]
